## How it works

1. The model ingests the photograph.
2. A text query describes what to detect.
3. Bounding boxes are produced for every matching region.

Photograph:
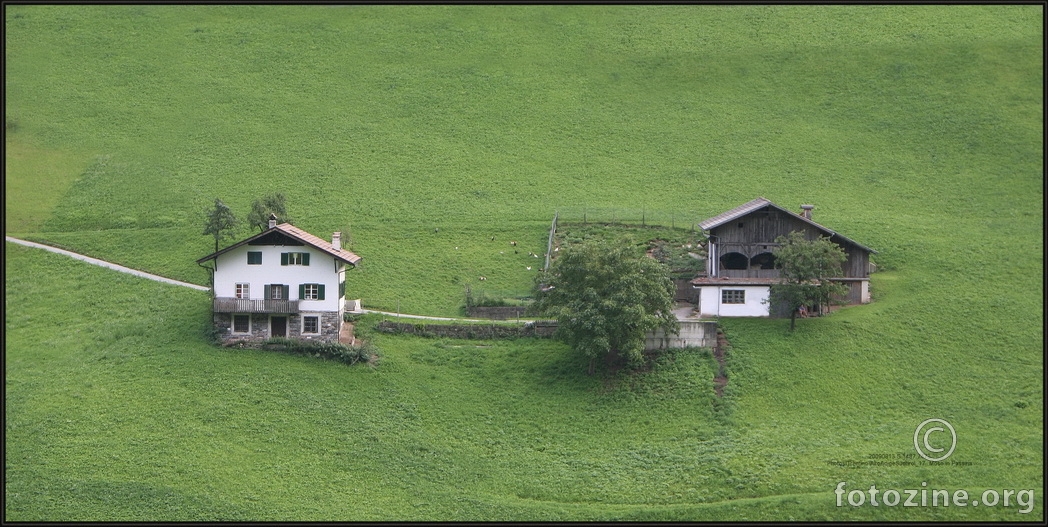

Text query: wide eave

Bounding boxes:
[196,223,362,265]
[699,197,877,254]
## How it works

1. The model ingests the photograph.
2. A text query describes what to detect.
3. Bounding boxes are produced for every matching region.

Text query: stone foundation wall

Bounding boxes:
[215,312,342,346]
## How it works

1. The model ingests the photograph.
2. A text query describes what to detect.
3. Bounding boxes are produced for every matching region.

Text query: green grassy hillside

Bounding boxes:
[5,5,1042,521]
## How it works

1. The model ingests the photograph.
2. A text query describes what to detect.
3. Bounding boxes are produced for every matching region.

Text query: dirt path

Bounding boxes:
[714,328,730,397]
[6,236,531,322]
[6,236,210,292]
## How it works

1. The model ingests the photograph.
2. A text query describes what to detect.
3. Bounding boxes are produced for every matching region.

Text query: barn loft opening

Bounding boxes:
[750,252,776,269]
[720,252,749,270]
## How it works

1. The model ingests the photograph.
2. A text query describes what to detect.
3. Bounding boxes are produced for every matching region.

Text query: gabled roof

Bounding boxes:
[699,197,773,231]
[699,197,877,254]
[196,223,362,265]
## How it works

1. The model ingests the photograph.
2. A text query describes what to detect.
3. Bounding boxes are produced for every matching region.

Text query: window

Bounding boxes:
[233,315,250,334]
[722,289,745,304]
[303,316,319,334]
[265,284,289,300]
[281,252,310,266]
[298,283,325,301]
[302,283,318,300]
[235,283,250,299]
[247,251,262,265]
[339,280,346,299]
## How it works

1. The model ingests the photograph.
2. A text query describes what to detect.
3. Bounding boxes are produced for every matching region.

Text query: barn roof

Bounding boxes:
[196,223,362,265]
[699,197,877,254]
[698,197,774,230]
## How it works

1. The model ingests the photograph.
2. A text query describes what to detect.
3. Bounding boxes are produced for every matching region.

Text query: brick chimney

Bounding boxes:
[268,213,278,229]
[332,232,342,251]
[800,204,814,220]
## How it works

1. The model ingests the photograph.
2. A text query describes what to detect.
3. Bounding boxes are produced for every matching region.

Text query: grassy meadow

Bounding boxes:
[5,4,1043,521]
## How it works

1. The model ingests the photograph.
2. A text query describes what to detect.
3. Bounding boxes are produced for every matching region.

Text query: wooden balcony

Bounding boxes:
[213,297,299,314]
[718,268,781,279]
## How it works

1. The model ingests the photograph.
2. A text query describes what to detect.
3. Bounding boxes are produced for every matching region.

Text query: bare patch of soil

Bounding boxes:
[714,329,730,397]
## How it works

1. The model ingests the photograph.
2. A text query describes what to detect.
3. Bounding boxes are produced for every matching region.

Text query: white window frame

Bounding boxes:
[302,315,320,335]
[303,283,319,300]
[722,289,745,304]
[287,252,305,265]
[232,314,251,334]
[235,283,250,299]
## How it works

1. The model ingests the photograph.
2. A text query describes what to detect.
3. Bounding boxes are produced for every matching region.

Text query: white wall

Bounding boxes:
[697,285,770,317]
[645,321,718,350]
[213,244,343,312]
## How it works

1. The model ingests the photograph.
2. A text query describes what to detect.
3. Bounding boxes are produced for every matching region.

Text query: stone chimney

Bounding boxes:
[268,213,278,229]
[332,232,342,251]
[800,204,814,220]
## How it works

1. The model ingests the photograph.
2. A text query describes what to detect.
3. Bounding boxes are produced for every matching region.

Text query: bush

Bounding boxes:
[261,337,379,366]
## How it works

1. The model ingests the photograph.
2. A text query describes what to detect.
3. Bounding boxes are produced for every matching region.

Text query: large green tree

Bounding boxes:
[768,231,849,331]
[247,193,290,232]
[534,239,679,374]
[202,198,238,253]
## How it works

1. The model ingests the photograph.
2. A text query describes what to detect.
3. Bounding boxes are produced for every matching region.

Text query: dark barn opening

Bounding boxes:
[720,252,749,270]
[750,252,776,270]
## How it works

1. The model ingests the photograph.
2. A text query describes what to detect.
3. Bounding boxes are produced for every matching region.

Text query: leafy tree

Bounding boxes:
[768,231,849,331]
[247,193,290,232]
[202,198,238,253]
[534,239,679,374]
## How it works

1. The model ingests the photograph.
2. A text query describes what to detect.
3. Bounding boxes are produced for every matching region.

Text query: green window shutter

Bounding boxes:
[302,252,310,266]
[317,284,325,300]
[282,285,290,299]
[264,284,272,299]
[299,284,305,299]
[281,253,289,266]
[248,252,262,265]
[339,281,345,299]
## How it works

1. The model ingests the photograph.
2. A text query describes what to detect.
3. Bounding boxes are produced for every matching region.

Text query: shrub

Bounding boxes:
[260,338,379,366]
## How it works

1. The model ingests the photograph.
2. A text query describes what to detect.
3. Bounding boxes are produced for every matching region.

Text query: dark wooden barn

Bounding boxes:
[691,197,876,316]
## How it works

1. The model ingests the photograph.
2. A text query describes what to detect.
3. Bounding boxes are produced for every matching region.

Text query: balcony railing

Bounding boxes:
[716,268,781,279]
[213,297,299,314]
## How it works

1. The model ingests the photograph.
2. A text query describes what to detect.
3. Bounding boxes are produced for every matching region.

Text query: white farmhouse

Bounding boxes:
[196,216,361,344]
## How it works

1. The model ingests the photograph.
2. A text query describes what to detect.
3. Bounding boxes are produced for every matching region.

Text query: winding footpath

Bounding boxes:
[5,236,505,322]
[6,236,210,291]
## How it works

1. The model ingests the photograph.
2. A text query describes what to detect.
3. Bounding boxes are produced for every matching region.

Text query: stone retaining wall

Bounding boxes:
[376,320,557,339]
[466,306,530,320]
[376,319,717,350]
[644,320,718,350]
